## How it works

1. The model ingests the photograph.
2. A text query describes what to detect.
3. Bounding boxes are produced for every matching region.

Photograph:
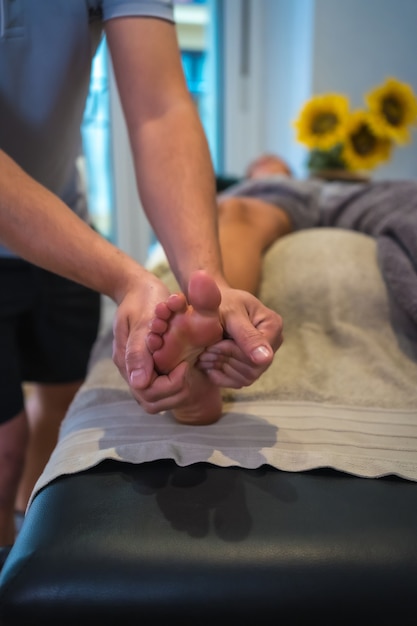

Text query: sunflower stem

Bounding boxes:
[307,144,346,172]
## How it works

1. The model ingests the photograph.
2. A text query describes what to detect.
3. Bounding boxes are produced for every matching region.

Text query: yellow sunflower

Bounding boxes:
[342,110,393,171]
[293,93,350,150]
[366,77,417,145]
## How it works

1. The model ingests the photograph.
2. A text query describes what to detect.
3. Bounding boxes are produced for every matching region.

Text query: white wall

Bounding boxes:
[312,0,417,180]
[222,0,266,174]
[224,0,417,180]
[261,0,315,178]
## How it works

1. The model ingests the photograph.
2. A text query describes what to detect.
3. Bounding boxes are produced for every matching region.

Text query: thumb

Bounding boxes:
[249,342,274,365]
[121,328,156,390]
[228,318,275,365]
[112,294,159,391]
[127,345,155,390]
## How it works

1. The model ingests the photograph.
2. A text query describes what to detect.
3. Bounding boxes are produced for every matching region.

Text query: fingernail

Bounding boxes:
[251,345,271,362]
[130,368,146,387]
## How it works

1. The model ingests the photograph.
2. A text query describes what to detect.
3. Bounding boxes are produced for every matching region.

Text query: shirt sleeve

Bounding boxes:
[101,0,174,22]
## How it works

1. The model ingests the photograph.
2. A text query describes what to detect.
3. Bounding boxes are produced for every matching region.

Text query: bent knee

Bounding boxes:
[218,195,292,245]
[218,196,257,226]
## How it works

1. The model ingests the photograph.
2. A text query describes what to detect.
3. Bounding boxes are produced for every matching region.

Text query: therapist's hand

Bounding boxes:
[197,285,283,388]
[111,271,196,413]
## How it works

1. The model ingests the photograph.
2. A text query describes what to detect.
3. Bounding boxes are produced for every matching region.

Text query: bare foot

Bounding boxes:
[171,368,224,425]
[148,270,224,373]
[147,271,224,425]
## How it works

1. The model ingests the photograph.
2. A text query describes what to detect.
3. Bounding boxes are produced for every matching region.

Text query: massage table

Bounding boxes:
[1,229,417,624]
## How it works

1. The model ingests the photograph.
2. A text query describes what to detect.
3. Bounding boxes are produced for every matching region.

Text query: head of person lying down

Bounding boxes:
[215,153,293,193]
[245,153,293,179]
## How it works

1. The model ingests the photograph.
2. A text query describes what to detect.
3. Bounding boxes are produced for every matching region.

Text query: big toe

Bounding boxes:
[188,271,221,312]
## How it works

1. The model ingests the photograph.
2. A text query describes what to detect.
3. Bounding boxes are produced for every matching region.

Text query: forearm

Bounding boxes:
[132,101,226,293]
[0,150,147,303]
[106,17,226,297]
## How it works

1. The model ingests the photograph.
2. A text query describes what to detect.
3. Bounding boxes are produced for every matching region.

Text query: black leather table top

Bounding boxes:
[0,460,416,625]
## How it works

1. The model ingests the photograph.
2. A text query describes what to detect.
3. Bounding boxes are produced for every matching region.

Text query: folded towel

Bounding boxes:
[29,229,417,506]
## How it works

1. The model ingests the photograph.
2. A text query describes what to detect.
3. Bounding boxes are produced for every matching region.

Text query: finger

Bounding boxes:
[111,313,130,384]
[203,367,251,389]
[226,314,281,365]
[198,339,252,370]
[204,360,265,387]
[198,352,253,377]
[130,361,192,413]
[199,338,243,359]
[198,350,268,387]
[114,321,156,390]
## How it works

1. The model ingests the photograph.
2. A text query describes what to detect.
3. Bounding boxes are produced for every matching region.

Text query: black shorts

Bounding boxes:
[0,258,101,423]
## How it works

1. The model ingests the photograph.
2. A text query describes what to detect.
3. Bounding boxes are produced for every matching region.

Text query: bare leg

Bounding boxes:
[0,411,28,545]
[147,271,224,425]
[15,381,82,514]
[217,196,292,294]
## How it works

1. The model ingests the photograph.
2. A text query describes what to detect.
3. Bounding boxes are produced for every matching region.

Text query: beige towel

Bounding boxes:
[30,229,417,505]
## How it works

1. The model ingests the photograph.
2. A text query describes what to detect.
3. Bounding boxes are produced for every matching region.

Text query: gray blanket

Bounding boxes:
[221,176,417,343]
